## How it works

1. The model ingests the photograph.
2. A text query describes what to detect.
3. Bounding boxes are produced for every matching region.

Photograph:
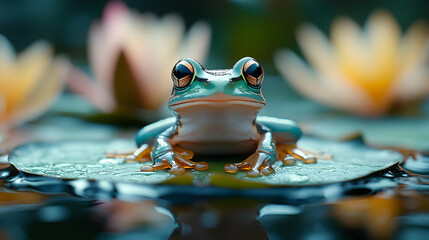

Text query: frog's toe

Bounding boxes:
[224,152,275,177]
[260,166,274,176]
[141,146,208,174]
[281,155,297,165]
[106,144,152,163]
[140,159,170,171]
[276,144,331,165]
[303,155,317,164]
[224,163,239,173]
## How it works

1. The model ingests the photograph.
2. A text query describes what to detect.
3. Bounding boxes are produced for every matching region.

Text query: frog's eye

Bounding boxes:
[172,60,194,89]
[242,59,264,88]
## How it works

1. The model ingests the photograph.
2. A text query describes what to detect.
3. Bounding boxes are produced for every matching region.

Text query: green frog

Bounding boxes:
[110,57,318,177]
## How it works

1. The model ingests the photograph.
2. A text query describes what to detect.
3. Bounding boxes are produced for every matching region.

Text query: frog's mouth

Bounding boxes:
[169,97,265,110]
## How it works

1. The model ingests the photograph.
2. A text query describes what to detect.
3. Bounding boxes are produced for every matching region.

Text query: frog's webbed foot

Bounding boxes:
[140,146,209,174]
[106,144,152,163]
[276,144,331,165]
[224,152,275,178]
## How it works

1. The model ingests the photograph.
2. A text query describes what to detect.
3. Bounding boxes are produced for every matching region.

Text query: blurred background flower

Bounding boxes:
[274,10,429,117]
[67,1,211,114]
[0,35,69,142]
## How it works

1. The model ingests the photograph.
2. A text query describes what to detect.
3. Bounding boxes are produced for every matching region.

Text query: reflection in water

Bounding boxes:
[332,188,429,239]
[169,200,267,240]
[93,200,173,233]
[0,187,427,239]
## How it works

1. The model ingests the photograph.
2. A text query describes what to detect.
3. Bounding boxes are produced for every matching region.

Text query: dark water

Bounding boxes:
[0,161,428,240]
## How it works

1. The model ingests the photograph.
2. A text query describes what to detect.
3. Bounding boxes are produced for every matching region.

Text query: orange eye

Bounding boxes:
[242,59,263,88]
[172,60,194,89]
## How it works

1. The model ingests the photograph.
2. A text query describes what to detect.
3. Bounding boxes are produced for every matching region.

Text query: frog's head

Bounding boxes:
[168,57,266,113]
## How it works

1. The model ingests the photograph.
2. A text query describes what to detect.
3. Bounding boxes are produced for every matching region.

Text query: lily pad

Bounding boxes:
[301,116,429,154]
[8,140,171,184]
[8,137,401,187]
[212,137,401,186]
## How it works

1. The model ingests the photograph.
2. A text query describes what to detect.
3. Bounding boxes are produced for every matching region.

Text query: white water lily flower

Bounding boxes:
[0,35,69,137]
[68,1,211,112]
[275,11,429,117]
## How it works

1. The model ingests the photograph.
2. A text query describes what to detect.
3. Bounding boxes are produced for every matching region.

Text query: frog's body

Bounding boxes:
[136,116,301,156]
[117,57,316,177]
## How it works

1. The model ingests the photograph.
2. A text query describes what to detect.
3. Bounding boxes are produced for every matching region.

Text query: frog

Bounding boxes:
[108,57,319,177]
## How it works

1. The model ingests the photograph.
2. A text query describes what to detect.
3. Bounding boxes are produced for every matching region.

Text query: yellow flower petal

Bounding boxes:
[0,41,53,117]
[399,21,429,74]
[274,50,376,115]
[332,11,401,113]
[363,11,401,108]
[8,56,68,126]
[394,60,429,102]
[0,95,5,123]
[297,24,337,77]
[331,16,367,85]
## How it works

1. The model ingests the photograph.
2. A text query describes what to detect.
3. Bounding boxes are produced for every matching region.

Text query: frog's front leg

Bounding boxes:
[224,123,276,177]
[140,125,209,174]
[106,118,176,162]
[258,116,327,165]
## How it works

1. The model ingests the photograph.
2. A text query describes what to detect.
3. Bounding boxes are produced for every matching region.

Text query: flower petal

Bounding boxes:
[398,21,429,74]
[296,24,337,77]
[157,14,185,61]
[113,52,148,109]
[88,22,117,93]
[393,40,429,102]
[363,10,401,107]
[331,16,367,84]
[394,67,429,102]
[67,66,116,112]
[8,56,69,126]
[0,94,5,122]
[0,41,53,116]
[128,14,184,109]
[274,50,376,115]
[178,21,211,63]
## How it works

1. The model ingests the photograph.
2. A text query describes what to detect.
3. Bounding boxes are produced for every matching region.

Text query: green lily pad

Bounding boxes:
[8,137,401,187]
[301,116,429,154]
[362,119,429,154]
[237,137,401,186]
[8,140,171,184]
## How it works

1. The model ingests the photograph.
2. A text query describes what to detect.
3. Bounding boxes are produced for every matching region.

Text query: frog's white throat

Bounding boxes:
[171,98,264,155]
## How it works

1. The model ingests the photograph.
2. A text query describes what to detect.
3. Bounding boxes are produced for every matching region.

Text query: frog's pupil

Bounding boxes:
[245,63,262,78]
[174,63,193,79]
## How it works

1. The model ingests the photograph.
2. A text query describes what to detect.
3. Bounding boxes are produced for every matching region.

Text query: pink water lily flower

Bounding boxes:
[68,1,211,112]
[275,11,429,117]
[0,35,69,139]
